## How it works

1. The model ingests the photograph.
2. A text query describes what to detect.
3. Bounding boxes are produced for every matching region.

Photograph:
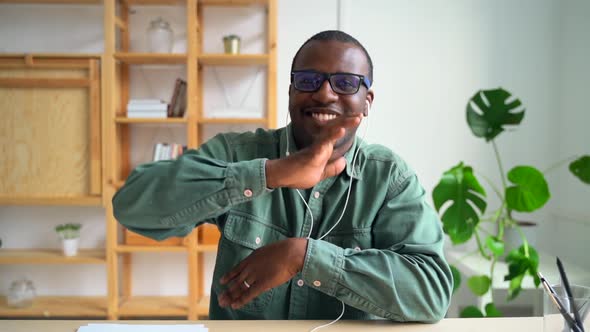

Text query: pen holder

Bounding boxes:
[544,284,590,332]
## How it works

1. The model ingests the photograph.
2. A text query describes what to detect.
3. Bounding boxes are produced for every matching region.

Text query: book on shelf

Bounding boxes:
[128,98,166,105]
[127,111,168,118]
[127,99,169,119]
[152,143,187,161]
[168,78,187,118]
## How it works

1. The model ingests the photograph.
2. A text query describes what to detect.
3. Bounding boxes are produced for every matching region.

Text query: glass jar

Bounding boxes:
[7,278,36,308]
[147,17,174,53]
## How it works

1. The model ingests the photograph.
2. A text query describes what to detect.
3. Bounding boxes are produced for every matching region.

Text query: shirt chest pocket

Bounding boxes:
[213,212,289,313]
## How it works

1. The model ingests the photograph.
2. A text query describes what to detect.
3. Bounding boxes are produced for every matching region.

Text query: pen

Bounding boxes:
[538,271,583,332]
[557,257,585,332]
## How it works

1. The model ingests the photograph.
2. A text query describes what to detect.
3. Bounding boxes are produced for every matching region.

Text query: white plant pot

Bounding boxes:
[62,238,79,257]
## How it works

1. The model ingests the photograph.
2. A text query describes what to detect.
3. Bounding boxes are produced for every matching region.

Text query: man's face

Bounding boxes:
[288,40,374,159]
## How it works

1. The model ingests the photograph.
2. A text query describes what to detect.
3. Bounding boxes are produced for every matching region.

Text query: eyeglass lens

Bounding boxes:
[293,72,361,94]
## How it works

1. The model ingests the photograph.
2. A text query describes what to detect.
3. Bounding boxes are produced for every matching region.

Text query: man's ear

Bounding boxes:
[363,90,374,117]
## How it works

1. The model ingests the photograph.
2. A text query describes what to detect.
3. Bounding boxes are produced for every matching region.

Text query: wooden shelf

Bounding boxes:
[115,117,188,124]
[118,296,209,317]
[0,296,107,318]
[196,244,218,252]
[0,249,106,265]
[114,53,187,65]
[199,0,268,6]
[198,117,267,124]
[198,54,268,66]
[116,245,187,253]
[0,196,102,206]
[124,0,184,5]
[0,0,101,4]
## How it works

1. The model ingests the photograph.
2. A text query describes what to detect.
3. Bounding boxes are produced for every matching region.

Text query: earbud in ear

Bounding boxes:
[363,101,370,117]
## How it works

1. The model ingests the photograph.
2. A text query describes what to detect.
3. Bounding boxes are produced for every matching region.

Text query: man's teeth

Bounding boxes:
[311,113,337,121]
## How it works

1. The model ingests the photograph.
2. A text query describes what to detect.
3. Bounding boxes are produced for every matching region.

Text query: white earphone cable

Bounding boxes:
[284,107,371,332]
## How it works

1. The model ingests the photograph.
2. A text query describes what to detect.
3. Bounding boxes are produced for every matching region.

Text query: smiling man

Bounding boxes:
[112,30,453,322]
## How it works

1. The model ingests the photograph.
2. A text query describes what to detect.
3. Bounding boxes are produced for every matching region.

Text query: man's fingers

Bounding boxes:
[319,115,361,145]
[230,281,266,309]
[321,157,346,180]
[220,259,247,285]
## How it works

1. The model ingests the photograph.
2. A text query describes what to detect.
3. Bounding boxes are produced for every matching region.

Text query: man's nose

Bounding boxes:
[311,79,338,103]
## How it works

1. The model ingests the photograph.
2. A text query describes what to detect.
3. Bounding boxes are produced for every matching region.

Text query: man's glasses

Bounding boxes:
[291,70,372,95]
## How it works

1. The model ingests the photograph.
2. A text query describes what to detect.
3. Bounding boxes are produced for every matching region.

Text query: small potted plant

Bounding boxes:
[55,223,82,257]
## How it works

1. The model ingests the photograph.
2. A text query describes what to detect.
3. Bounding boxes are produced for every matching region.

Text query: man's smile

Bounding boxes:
[303,108,341,124]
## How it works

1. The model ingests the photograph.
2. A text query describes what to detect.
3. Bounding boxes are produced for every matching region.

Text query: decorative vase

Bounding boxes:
[147,17,174,53]
[7,278,36,308]
[62,238,79,257]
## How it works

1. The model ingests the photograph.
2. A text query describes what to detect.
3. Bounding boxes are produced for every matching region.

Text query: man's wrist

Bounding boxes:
[265,159,282,189]
[290,237,309,273]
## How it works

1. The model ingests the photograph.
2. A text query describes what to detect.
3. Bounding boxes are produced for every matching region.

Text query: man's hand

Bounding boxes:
[218,238,308,310]
[266,114,362,189]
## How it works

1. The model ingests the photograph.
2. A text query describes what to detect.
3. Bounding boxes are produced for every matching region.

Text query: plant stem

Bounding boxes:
[474,230,491,260]
[511,219,530,257]
[489,257,497,303]
[457,249,480,262]
[542,155,578,174]
[477,171,504,201]
[492,140,508,192]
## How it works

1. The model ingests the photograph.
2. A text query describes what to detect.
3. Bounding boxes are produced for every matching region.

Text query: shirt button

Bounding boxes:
[313,280,321,287]
[255,237,261,245]
[313,191,320,199]
[243,189,253,197]
[297,279,304,287]
[354,246,361,251]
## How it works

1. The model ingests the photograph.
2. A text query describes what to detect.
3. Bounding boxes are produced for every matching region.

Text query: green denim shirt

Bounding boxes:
[112,125,453,322]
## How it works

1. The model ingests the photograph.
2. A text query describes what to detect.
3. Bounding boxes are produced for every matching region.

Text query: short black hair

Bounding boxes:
[290,30,373,84]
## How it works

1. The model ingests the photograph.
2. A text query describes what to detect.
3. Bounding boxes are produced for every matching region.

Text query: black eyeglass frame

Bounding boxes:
[290,70,372,95]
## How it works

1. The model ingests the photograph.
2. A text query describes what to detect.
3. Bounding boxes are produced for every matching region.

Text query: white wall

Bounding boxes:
[1,0,588,313]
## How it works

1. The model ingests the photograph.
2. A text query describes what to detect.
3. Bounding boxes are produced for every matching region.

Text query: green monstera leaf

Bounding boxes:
[505,166,550,212]
[433,162,487,244]
[569,155,590,184]
[466,88,525,141]
[504,244,540,300]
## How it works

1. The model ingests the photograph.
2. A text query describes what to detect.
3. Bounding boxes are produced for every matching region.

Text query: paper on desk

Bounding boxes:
[77,323,207,332]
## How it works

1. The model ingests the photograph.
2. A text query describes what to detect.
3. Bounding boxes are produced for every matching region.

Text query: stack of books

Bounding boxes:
[153,142,187,161]
[127,99,168,118]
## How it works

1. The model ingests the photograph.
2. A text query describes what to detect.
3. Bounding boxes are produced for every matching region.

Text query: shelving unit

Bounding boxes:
[0,0,276,319]
[102,0,277,320]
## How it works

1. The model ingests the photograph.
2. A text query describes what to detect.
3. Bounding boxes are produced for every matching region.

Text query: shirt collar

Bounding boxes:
[280,124,362,180]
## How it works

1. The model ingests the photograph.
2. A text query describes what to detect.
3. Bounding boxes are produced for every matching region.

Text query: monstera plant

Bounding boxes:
[433,87,590,317]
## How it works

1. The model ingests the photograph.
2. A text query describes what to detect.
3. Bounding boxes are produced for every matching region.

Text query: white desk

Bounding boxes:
[0,318,542,332]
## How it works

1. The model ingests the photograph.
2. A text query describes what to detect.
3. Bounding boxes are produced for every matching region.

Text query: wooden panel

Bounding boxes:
[0,296,107,318]
[199,0,268,6]
[116,245,187,253]
[198,117,267,125]
[0,249,106,264]
[124,229,184,246]
[198,54,268,66]
[267,0,277,128]
[115,117,187,124]
[89,59,102,195]
[198,224,221,245]
[114,53,187,65]
[0,67,93,197]
[0,196,101,205]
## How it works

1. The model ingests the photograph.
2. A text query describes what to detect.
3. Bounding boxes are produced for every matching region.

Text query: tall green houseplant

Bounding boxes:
[433,87,590,317]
